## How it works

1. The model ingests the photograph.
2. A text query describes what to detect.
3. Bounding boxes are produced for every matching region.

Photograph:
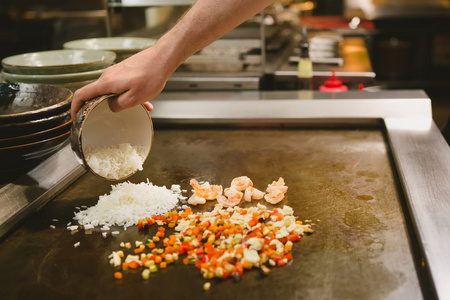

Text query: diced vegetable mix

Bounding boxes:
[110,203,313,286]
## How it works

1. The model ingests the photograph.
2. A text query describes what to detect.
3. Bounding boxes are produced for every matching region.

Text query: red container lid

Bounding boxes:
[319,70,348,92]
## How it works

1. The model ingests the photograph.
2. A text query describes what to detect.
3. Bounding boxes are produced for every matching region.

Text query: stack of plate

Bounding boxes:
[63,37,156,62]
[0,83,73,183]
[1,49,116,91]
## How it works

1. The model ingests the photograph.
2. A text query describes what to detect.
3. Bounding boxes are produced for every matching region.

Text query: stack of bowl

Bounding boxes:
[1,49,116,91]
[63,37,156,62]
[0,83,73,183]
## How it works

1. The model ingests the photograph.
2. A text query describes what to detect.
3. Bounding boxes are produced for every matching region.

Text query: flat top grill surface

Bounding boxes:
[0,128,430,299]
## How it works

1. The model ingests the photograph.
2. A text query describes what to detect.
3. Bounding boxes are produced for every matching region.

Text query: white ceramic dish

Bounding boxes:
[71,94,153,180]
[1,68,105,84]
[2,50,116,75]
[63,37,156,54]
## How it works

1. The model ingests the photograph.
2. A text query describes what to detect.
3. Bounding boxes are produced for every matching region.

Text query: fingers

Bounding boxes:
[70,80,106,119]
[107,86,156,113]
[108,96,154,113]
[70,85,91,119]
[143,102,154,111]
[105,90,128,112]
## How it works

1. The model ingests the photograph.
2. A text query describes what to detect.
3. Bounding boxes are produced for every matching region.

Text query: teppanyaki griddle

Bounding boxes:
[0,127,431,300]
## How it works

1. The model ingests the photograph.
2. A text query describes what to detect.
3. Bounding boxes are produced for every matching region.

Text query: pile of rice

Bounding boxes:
[84,143,146,179]
[74,180,182,229]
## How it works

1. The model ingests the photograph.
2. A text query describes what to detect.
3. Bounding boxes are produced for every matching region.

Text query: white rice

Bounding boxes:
[73,180,180,229]
[84,143,146,179]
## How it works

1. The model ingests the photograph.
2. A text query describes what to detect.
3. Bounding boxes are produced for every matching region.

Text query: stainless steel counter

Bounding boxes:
[1,90,449,299]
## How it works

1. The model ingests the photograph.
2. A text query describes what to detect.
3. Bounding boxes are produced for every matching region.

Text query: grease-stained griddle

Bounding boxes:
[0,127,431,300]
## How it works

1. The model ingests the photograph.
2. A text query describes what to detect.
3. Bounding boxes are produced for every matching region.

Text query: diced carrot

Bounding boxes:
[128,261,140,269]
[242,260,252,269]
[195,260,202,269]
[277,258,287,266]
[285,253,293,261]
[284,243,292,252]
[134,246,144,254]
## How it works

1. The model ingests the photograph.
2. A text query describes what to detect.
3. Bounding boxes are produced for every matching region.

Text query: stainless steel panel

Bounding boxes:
[0,145,84,238]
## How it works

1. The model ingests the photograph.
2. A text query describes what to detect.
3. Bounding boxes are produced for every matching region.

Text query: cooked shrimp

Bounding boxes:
[190,178,222,200]
[217,193,241,207]
[217,187,243,207]
[266,177,288,194]
[264,189,285,204]
[188,194,206,205]
[244,187,252,202]
[230,176,253,191]
[244,187,265,202]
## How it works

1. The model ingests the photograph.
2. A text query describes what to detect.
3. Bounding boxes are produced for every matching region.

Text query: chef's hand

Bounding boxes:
[70,43,173,119]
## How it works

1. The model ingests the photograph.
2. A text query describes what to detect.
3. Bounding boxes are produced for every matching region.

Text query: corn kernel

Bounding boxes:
[142,269,150,280]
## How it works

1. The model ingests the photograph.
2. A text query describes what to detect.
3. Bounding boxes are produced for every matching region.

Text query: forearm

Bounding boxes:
[71,0,273,116]
[150,0,273,76]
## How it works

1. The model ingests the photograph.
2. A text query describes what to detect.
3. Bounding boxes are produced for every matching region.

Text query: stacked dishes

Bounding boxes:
[1,49,116,91]
[0,83,73,182]
[63,37,156,62]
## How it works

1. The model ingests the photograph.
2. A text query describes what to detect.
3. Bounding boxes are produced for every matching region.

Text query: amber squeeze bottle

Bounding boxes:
[297,26,313,90]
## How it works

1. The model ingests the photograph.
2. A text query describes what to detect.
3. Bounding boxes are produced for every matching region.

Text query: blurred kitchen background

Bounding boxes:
[1,0,449,140]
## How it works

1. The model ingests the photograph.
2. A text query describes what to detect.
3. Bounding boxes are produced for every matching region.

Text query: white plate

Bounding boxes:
[2,50,116,75]
[63,37,156,54]
[2,67,105,84]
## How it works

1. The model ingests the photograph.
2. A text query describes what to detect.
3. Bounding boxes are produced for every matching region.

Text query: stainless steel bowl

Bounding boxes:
[70,94,153,180]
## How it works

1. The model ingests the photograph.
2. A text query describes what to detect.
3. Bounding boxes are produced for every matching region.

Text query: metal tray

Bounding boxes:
[0,90,449,300]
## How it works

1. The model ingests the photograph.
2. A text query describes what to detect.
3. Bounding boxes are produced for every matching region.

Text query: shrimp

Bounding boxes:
[188,193,206,205]
[266,177,288,194]
[217,187,243,207]
[244,186,265,202]
[230,176,253,191]
[190,178,222,200]
[264,189,285,204]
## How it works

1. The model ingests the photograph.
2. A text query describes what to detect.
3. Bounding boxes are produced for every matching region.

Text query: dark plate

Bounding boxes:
[0,109,70,139]
[0,118,72,148]
[0,83,72,124]
[0,131,70,183]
